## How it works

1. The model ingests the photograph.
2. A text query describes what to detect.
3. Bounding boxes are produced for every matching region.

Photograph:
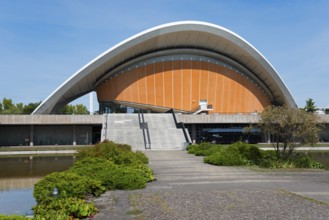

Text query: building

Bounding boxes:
[3,21,327,148]
[32,21,296,115]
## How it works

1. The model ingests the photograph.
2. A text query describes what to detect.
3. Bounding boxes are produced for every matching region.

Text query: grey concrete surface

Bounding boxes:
[93,150,329,220]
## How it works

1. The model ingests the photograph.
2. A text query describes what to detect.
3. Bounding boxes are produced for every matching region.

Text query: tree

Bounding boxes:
[304,98,317,113]
[0,98,41,114]
[260,106,321,160]
[23,102,42,114]
[74,104,89,114]
[59,104,89,115]
[1,98,21,114]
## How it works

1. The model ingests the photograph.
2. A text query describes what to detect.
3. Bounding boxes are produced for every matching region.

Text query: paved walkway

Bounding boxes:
[93,150,329,220]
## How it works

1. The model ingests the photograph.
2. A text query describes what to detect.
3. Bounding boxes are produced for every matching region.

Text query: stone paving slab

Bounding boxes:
[93,150,329,219]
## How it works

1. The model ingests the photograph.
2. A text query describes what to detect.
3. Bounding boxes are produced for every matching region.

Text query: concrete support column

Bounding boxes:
[264,132,271,143]
[30,125,34,146]
[73,125,76,145]
[191,124,196,144]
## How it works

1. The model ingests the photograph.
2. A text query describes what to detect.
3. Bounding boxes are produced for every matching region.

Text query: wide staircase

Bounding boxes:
[101,113,190,151]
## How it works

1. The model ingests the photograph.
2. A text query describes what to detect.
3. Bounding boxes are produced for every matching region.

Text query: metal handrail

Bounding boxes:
[168,109,191,145]
[138,110,151,149]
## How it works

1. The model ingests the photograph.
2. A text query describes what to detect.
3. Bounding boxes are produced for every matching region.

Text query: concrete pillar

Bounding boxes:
[30,125,34,146]
[73,125,76,145]
[191,124,196,144]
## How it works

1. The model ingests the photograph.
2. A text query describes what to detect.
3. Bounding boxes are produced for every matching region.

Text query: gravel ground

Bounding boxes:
[92,151,329,220]
[93,188,329,220]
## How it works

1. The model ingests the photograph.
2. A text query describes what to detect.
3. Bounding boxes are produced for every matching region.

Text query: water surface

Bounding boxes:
[0,156,74,215]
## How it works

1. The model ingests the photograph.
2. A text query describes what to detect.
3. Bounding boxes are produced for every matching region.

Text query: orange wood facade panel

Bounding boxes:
[97,60,271,113]
[182,60,191,111]
[191,61,200,110]
[154,61,164,107]
[172,61,181,110]
[163,62,173,108]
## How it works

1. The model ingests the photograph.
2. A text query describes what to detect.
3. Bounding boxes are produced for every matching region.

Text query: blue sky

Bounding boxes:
[0,0,328,111]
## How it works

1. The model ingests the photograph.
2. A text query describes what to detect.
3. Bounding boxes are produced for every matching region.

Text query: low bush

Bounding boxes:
[69,158,154,190]
[204,142,262,166]
[33,197,97,219]
[69,158,118,190]
[77,141,148,165]
[229,142,263,165]
[34,171,105,204]
[259,151,324,169]
[204,149,244,166]
[33,141,154,219]
[188,142,222,156]
[293,154,323,169]
[111,166,147,189]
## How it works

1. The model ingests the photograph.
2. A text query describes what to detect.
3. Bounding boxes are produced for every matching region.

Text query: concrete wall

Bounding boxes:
[0,114,328,146]
[0,115,103,125]
[0,125,94,146]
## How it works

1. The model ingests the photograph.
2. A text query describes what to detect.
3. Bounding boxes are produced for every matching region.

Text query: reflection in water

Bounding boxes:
[0,189,35,215]
[0,156,74,215]
[0,177,40,191]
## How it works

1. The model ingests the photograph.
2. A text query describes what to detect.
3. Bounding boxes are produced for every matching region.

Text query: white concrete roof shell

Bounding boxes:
[33,21,296,114]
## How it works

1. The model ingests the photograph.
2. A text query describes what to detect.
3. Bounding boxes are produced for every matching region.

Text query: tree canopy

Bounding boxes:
[0,98,89,115]
[260,106,322,160]
[304,98,317,113]
[58,104,89,115]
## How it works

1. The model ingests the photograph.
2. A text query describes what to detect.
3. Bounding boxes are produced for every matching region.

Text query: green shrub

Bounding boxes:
[112,166,147,189]
[33,197,97,219]
[0,215,29,220]
[229,142,263,165]
[69,157,154,190]
[259,150,277,168]
[203,142,263,166]
[259,151,324,169]
[33,141,154,219]
[135,151,149,164]
[290,153,323,169]
[69,158,118,190]
[188,142,222,156]
[77,141,147,165]
[33,171,105,204]
[130,164,155,182]
[204,148,244,166]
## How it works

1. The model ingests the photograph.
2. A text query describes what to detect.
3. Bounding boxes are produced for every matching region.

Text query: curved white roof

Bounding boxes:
[33,21,296,114]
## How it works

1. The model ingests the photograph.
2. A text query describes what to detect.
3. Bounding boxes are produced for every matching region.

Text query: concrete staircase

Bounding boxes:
[144,114,188,150]
[101,113,189,151]
[101,114,145,150]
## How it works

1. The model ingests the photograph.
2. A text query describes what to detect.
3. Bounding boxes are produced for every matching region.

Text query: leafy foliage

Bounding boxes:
[187,142,222,156]
[0,215,29,220]
[33,171,105,204]
[0,98,89,114]
[259,150,324,169]
[203,142,262,166]
[190,142,323,169]
[77,141,149,165]
[33,197,97,219]
[260,106,322,160]
[58,104,89,115]
[33,141,154,219]
[304,98,317,113]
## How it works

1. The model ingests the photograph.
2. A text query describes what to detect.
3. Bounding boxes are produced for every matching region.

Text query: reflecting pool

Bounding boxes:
[0,156,74,215]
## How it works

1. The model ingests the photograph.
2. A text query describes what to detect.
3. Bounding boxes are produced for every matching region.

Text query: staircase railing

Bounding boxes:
[168,109,191,145]
[138,110,151,149]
